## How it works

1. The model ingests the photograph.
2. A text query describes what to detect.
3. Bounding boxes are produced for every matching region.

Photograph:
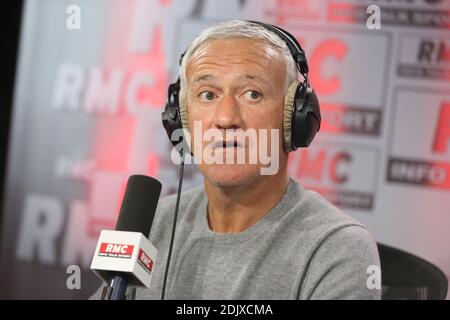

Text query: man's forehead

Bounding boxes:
[187,38,282,71]
[195,37,269,55]
[185,38,287,88]
[192,73,270,85]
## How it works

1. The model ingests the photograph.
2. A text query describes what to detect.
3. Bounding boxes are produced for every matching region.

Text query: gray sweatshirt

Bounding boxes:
[91,178,381,300]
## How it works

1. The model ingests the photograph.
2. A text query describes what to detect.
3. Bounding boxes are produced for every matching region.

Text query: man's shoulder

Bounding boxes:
[291,180,365,227]
[287,180,380,299]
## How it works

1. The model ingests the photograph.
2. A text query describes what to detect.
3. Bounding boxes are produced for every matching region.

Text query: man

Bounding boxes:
[92,20,381,300]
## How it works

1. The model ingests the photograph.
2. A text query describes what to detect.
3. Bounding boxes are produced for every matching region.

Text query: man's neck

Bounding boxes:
[204,170,290,234]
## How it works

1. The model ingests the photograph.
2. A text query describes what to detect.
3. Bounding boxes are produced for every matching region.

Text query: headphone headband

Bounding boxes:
[245,20,309,76]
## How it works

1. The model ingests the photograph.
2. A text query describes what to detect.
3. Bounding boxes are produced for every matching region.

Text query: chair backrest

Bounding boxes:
[378,243,448,300]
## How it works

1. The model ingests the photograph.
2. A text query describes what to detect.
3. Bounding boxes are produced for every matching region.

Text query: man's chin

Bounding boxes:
[202,164,261,188]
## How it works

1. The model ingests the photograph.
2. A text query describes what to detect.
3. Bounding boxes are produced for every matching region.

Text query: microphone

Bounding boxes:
[90,175,162,300]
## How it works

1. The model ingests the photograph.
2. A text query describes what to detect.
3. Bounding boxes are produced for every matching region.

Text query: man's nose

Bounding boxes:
[212,94,244,130]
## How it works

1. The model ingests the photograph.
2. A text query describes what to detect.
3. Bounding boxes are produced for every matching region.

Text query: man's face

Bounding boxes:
[185,38,288,187]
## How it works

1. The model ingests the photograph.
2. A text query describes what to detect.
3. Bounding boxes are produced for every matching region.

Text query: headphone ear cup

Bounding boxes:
[161,101,179,144]
[282,81,301,153]
[161,81,184,148]
[291,85,321,149]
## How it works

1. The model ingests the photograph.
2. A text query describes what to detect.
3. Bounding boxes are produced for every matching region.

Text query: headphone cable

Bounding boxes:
[160,151,185,300]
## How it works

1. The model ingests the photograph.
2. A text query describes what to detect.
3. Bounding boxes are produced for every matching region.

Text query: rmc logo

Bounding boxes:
[398,36,450,81]
[137,249,154,274]
[387,89,450,189]
[98,243,134,259]
[289,28,390,137]
[289,144,378,211]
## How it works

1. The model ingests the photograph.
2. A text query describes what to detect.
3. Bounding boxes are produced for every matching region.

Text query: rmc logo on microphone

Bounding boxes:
[98,243,134,259]
[137,249,154,275]
[91,230,158,288]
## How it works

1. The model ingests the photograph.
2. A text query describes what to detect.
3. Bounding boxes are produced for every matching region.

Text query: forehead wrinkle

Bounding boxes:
[192,73,269,85]
[190,55,272,74]
[187,39,282,73]
[188,60,275,88]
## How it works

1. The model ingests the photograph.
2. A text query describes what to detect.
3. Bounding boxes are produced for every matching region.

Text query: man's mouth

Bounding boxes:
[213,140,243,149]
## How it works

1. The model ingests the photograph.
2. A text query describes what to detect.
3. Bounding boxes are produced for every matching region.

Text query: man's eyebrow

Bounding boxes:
[192,74,215,83]
[238,74,269,85]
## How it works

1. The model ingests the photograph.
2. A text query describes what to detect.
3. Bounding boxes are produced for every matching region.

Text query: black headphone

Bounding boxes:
[161,20,321,153]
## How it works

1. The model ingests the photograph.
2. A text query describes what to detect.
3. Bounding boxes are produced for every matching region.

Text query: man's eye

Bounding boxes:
[199,91,216,102]
[243,90,262,101]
